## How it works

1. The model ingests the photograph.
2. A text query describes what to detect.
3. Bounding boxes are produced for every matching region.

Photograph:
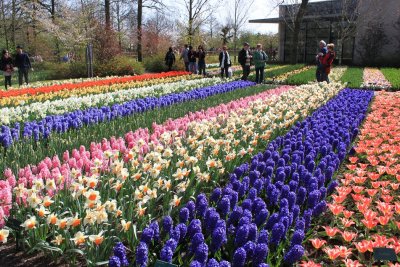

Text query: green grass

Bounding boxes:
[381,68,400,91]
[340,67,364,88]
[0,83,276,174]
[0,70,53,90]
[286,66,317,85]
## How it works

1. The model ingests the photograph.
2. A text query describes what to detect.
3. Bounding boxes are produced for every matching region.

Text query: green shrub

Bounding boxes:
[143,53,185,72]
[95,55,144,76]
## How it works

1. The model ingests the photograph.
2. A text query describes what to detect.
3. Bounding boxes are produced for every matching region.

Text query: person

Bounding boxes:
[253,44,268,84]
[272,48,277,61]
[238,42,252,80]
[321,43,336,83]
[15,45,32,86]
[219,45,231,78]
[315,40,327,82]
[188,45,197,74]
[165,47,176,71]
[1,49,14,90]
[197,45,206,76]
[180,44,189,71]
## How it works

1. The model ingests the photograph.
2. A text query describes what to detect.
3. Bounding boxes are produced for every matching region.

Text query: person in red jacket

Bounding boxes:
[321,43,336,83]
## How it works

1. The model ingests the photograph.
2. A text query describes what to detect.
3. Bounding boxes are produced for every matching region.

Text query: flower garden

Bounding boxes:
[0,65,399,267]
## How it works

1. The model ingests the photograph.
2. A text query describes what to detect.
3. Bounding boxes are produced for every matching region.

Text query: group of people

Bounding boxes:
[0,45,32,89]
[178,45,207,76]
[238,42,269,83]
[316,40,336,83]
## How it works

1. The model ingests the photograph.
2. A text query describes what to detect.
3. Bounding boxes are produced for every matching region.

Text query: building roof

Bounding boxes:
[249,13,343,24]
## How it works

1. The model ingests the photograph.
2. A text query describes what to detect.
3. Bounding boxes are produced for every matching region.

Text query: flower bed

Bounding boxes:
[0,82,344,265]
[301,91,400,267]
[0,71,189,99]
[361,68,392,90]
[340,67,364,88]
[0,77,229,125]
[0,74,200,108]
[0,81,254,148]
[267,65,309,84]
[124,88,373,267]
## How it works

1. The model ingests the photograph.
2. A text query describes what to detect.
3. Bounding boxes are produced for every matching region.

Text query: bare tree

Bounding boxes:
[227,0,254,63]
[183,0,215,45]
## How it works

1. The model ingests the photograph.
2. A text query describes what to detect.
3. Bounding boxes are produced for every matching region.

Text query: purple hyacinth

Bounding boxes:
[210,227,227,253]
[255,208,269,227]
[217,196,231,217]
[196,194,209,218]
[248,223,258,242]
[140,227,154,244]
[219,261,231,267]
[312,200,327,216]
[149,221,160,241]
[194,243,209,264]
[160,246,174,263]
[270,222,285,246]
[258,230,269,244]
[186,200,196,220]
[283,244,305,264]
[135,242,148,267]
[109,256,121,267]
[210,187,222,203]
[165,238,178,251]
[113,242,129,266]
[176,223,187,242]
[179,207,190,223]
[243,241,255,258]
[163,216,174,233]
[207,258,219,267]
[232,247,247,267]
[253,243,269,265]
[190,260,204,267]
[188,219,202,239]
[234,225,249,248]
[290,230,305,247]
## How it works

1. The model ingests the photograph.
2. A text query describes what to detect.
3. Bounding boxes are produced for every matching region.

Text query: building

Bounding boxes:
[249,0,400,66]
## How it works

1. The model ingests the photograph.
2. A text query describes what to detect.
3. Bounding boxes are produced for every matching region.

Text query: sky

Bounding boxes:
[156,0,332,35]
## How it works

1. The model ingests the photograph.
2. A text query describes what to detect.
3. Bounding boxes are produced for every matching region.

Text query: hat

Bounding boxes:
[16,45,22,49]
[243,42,249,46]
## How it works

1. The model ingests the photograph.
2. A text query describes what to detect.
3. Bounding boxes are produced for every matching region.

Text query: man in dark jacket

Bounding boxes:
[15,45,32,86]
[238,42,252,80]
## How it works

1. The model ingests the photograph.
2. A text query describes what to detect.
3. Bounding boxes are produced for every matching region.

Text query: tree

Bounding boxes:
[136,0,164,62]
[105,0,110,28]
[227,0,254,63]
[290,0,309,64]
[183,0,214,45]
[220,25,233,45]
[358,21,388,65]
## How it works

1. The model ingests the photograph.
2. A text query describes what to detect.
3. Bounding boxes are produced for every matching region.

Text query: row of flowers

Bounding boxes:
[0,82,343,265]
[301,91,400,267]
[0,71,190,99]
[0,77,230,125]
[361,68,392,90]
[0,74,199,108]
[0,80,254,148]
[117,88,373,267]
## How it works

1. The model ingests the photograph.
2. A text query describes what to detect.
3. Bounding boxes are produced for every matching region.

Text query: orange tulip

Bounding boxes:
[310,238,327,249]
[343,210,354,218]
[361,219,378,229]
[323,226,341,237]
[324,247,341,260]
[341,218,355,228]
[341,231,357,242]
[328,204,345,215]
[355,240,373,253]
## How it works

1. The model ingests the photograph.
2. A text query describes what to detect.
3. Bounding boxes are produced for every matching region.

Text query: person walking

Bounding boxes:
[188,46,198,74]
[238,42,252,80]
[15,45,32,86]
[180,44,189,71]
[1,49,14,90]
[165,47,176,71]
[253,44,268,84]
[219,45,231,78]
[197,45,206,76]
[321,43,336,83]
[315,40,327,82]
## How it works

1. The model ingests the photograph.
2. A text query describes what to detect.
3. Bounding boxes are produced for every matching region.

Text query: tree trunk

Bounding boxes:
[51,0,61,60]
[188,0,193,45]
[11,0,15,48]
[105,0,111,29]
[137,0,143,62]
[116,1,122,49]
[0,0,9,50]
[290,0,309,64]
